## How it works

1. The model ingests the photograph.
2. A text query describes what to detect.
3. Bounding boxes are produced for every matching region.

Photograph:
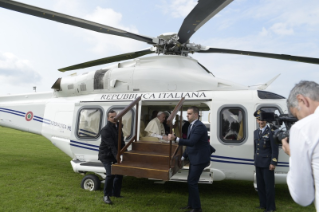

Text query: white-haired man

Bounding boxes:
[144,111,168,140]
[282,80,319,210]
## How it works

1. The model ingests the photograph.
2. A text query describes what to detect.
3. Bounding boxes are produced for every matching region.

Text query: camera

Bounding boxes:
[273,129,290,144]
[259,112,297,144]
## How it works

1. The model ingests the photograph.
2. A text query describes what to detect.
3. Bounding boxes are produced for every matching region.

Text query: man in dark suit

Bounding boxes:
[169,106,211,212]
[98,110,125,204]
[253,109,278,212]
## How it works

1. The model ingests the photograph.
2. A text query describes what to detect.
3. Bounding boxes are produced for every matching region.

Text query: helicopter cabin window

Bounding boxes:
[77,108,102,138]
[220,107,245,143]
[109,107,134,140]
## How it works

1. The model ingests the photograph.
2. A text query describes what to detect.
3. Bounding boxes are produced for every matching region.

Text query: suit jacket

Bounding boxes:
[254,126,279,168]
[179,120,211,165]
[98,121,125,163]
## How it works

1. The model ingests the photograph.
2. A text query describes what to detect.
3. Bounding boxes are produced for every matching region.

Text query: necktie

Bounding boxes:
[259,129,262,137]
[187,124,192,137]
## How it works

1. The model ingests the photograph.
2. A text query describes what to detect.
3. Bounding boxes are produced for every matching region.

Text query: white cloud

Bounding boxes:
[170,0,197,18]
[270,23,294,35]
[85,6,124,27]
[0,52,41,85]
[160,0,197,18]
[83,6,147,55]
[244,0,319,29]
[54,0,83,16]
[51,2,148,57]
[259,27,269,37]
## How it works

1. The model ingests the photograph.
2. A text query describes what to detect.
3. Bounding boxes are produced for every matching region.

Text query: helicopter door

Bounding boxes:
[70,105,103,162]
[70,102,136,163]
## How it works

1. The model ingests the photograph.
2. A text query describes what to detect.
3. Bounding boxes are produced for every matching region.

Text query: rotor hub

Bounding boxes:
[154,33,201,56]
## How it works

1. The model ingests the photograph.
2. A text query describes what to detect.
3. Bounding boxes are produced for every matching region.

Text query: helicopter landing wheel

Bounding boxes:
[81,174,101,191]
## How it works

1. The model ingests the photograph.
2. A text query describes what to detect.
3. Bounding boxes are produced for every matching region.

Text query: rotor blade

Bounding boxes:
[198,47,319,65]
[177,0,233,44]
[0,0,155,44]
[59,49,154,72]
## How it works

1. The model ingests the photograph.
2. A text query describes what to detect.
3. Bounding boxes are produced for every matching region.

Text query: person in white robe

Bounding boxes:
[144,111,168,140]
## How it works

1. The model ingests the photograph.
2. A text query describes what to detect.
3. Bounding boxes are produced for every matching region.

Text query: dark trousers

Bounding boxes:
[103,161,123,197]
[256,166,276,211]
[187,162,207,209]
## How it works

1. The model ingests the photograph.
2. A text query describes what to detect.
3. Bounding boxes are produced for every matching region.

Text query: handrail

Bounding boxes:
[114,96,141,122]
[166,97,185,168]
[166,97,185,126]
[114,96,141,163]
[119,135,136,155]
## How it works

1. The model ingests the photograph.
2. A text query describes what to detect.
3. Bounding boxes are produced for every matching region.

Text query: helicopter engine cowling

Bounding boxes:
[52,55,248,97]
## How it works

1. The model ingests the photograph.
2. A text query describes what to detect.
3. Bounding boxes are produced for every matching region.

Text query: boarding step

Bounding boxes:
[123,151,169,166]
[112,141,182,181]
[112,161,171,180]
[132,141,178,154]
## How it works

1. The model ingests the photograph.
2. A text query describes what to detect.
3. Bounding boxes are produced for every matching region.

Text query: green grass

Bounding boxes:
[0,126,315,212]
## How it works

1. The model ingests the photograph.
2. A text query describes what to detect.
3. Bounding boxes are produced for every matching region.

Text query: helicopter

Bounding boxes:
[0,0,319,191]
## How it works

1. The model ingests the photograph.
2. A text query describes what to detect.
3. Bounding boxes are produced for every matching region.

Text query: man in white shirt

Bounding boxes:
[144,111,168,140]
[282,80,319,210]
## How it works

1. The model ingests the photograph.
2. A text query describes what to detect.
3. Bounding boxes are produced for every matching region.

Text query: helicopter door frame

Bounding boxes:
[70,101,137,163]
[107,105,136,142]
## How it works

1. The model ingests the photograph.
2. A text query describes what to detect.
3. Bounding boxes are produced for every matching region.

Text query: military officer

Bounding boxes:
[254,109,278,212]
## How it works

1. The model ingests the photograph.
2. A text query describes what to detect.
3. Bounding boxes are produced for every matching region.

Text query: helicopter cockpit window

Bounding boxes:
[220,107,245,143]
[77,109,102,138]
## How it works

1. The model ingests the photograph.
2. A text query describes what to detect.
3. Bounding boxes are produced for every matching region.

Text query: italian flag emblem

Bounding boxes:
[25,111,33,121]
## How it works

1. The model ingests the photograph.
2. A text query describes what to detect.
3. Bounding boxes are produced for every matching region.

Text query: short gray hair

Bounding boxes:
[157,111,169,116]
[287,80,319,109]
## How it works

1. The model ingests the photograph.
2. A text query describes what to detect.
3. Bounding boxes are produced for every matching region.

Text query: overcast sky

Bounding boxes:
[0,0,318,97]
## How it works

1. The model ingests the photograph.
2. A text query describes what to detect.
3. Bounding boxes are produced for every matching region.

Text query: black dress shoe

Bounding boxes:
[189,209,202,212]
[103,196,112,204]
[180,205,192,210]
[256,206,266,209]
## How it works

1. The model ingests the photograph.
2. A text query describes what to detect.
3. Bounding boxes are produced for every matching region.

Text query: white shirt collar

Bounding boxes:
[259,125,267,132]
[190,119,197,125]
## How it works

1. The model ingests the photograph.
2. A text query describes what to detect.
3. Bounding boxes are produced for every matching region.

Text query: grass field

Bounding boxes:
[0,126,315,212]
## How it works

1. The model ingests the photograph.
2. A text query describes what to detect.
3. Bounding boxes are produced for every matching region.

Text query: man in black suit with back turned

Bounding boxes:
[169,106,211,212]
[254,109,278,212]
[98,110,125,204]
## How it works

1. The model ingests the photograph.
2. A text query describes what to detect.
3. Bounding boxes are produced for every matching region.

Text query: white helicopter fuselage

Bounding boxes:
[0,55,289,185]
